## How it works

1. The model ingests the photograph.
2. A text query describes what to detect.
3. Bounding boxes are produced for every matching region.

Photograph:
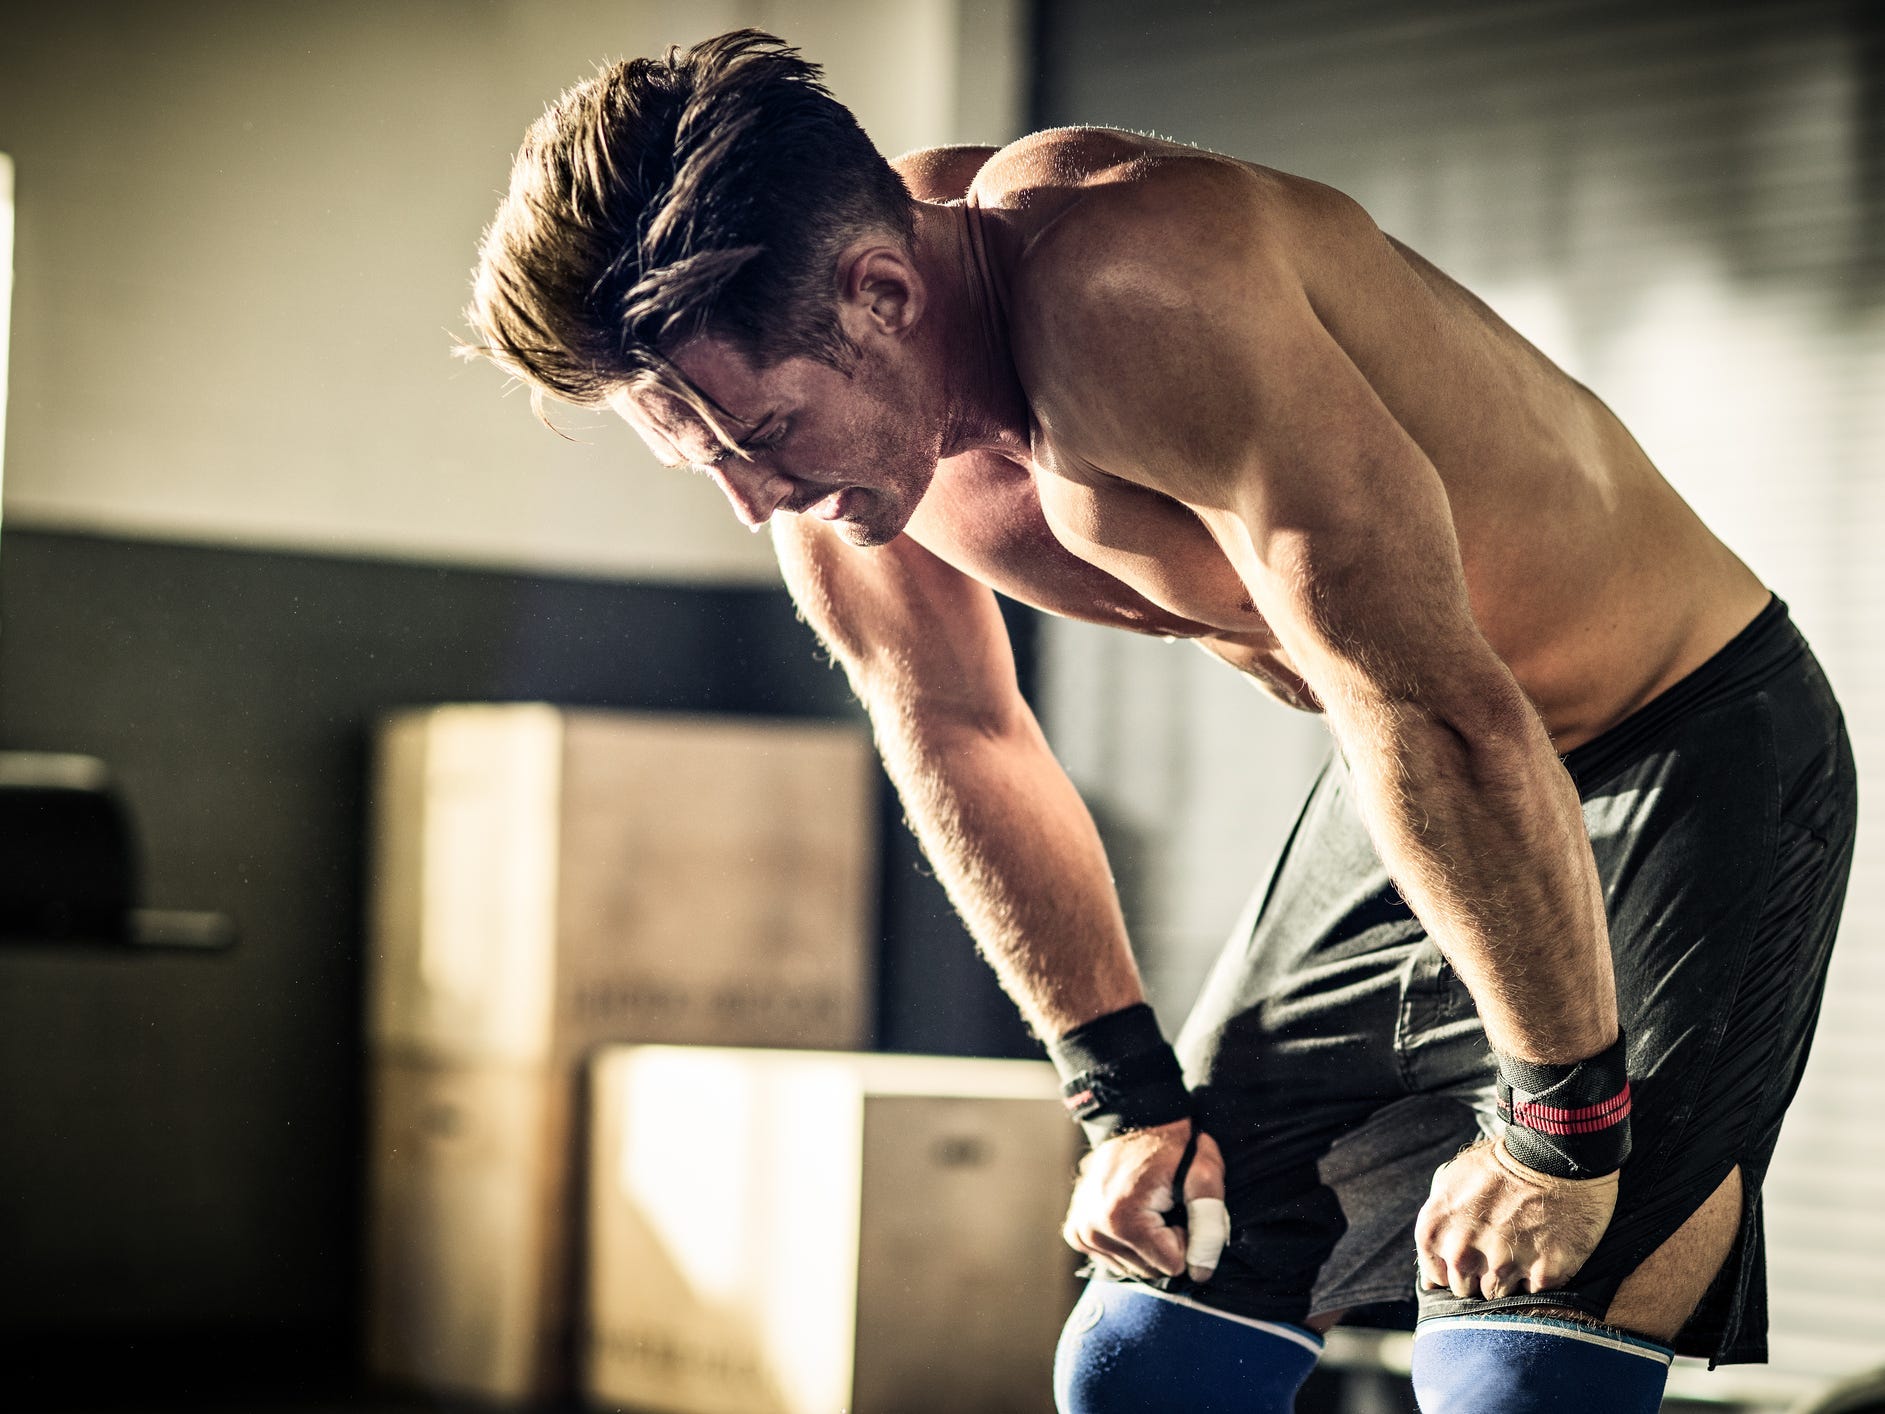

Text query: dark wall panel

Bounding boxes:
[0,528,1032,1393]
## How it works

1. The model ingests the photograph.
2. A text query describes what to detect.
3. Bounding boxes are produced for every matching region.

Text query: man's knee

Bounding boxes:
[1410,1314,1673,1412]
[1053,1282,1320,1414]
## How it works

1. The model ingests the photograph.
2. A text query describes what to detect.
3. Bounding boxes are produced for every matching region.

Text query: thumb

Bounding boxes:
[1183,1131,1228,1282]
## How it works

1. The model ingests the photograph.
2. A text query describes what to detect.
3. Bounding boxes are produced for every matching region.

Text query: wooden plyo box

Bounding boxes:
[367,704,877,1065]
[363,707,877,1404]
[586,1047,1084,1414]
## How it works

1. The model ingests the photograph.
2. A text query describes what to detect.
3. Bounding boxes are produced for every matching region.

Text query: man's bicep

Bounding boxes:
[771,519,1025,732]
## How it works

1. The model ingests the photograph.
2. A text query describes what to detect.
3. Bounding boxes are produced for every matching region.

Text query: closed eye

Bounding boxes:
[673,419,788,475]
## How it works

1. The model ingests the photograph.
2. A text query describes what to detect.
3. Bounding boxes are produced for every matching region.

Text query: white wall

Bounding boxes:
[0,0,1024,583]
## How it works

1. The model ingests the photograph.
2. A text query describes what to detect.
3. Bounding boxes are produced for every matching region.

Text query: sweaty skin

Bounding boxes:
[613,130,1769,1341]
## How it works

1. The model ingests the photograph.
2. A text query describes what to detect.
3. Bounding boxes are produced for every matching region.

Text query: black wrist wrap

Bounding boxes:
[1495,1032,1633,1179]
[1046,1003,1192,1147]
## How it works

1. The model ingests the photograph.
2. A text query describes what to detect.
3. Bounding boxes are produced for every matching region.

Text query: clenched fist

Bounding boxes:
[1416,1134,1618,1301]
[1062,1119,1229,1284]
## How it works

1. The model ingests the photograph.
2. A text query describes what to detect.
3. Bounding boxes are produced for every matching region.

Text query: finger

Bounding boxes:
[1527,1256,1561,1295]
[1480,1265,1520,1301]
[1064,1214,1147,1276]
[1478,1243,1522,1302]
[1127,1215,1186,1277]
[1115,1203,1188,1277]
[1182,1131,1227,1201]
[1083,1229,1165,1283]
[1444,1246,1484,1301]
[1184,1196,1229,1281]
[1078,1199,1176,1282]
[1413,1199,1449,1291]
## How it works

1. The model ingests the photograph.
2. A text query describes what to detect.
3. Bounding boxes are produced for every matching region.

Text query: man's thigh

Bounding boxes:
[1164,752,1481,1325]
[1592,1163,1743,1341]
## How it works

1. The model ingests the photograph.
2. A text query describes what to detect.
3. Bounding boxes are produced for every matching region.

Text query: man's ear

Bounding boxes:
[837,243,924,341]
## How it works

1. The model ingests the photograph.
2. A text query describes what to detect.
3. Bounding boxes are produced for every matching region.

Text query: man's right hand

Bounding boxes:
[1061,1119,1229,1283]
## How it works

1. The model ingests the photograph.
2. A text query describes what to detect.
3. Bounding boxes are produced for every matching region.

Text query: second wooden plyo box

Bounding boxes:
[587,1046,1084,1414]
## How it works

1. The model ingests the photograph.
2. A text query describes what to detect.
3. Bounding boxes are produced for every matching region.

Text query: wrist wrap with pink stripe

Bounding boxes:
[1495,1032,1633,1179]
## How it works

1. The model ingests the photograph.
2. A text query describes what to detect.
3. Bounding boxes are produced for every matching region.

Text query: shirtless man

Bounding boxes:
[465,32,1856,1412]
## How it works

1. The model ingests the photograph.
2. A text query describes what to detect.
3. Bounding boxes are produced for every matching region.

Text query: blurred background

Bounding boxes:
[0,2,1878,1412]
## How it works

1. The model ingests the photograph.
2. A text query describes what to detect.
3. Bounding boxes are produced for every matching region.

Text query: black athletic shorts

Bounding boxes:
[1134,597,1856,1365]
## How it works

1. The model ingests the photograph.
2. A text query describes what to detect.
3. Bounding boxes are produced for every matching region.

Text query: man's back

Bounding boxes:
[891,129,1768,749]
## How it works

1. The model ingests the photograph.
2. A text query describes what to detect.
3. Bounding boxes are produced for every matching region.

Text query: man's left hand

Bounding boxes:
[1416,1135,1618,1300]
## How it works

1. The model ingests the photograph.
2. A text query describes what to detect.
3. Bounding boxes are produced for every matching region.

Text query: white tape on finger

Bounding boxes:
[1185,1196,1229,1273]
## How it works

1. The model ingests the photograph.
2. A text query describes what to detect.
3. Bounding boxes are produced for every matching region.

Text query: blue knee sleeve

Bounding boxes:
[1411,1314,1672,1413]
[1053,1280,1321,1414]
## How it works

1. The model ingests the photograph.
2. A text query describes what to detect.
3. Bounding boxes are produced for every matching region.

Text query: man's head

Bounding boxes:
[466,30,941,545]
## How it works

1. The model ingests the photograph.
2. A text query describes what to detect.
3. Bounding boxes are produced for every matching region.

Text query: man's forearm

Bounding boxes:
[870,699,1144,1039]
[1336,688,1616,1064]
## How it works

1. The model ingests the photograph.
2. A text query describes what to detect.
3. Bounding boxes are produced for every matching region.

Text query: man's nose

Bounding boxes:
[712,462,791,528]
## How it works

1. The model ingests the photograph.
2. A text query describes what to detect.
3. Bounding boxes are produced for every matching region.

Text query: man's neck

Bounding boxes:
[912,201,1031,463]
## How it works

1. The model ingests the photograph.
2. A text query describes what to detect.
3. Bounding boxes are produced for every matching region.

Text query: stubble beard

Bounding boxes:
[840,350,944,548]
[836,471,917,548]
[840,516,896,549]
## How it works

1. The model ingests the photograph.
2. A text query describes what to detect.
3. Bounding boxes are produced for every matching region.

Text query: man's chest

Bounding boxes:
[1030,459,1271,635]
[903,447,1275,641]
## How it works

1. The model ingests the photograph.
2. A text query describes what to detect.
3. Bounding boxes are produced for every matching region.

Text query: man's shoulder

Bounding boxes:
[987,136,1341,410]
[896,129,1356,277]
[889,128,1190,217]
[980,128,1265,244]
[893,128,1179,205]
[988,132,1358,337]
[891,144,1001,203]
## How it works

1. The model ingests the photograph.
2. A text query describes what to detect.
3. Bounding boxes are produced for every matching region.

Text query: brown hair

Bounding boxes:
[462,29,914,439]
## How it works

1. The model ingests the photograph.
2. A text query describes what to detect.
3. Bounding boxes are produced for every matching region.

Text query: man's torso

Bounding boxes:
[893,131,1768,750]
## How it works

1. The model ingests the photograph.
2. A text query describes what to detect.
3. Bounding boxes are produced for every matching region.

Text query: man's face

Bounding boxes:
[612,332,940,548]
